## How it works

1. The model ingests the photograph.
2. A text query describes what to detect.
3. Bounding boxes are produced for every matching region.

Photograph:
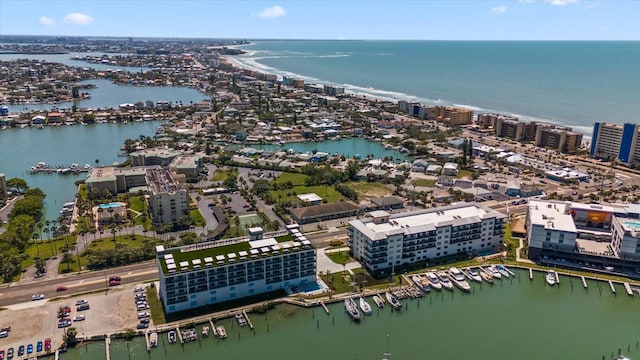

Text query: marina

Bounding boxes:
[28,162,92,174]
[62,267,640,360]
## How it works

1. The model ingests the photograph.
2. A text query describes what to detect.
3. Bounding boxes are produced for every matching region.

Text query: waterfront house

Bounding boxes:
[31,115,46,126]
[47,112,64,124]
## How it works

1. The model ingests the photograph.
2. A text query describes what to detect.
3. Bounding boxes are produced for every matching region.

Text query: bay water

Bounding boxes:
[233,41,640,137]
[62,270,640,360]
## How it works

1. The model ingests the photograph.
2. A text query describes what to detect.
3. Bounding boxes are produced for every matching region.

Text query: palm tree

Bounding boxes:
[110,225,118,249]
[62,251,74,272]
[95,158,100,167]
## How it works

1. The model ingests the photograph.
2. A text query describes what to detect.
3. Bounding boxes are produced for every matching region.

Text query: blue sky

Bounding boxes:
[1,0,638,40]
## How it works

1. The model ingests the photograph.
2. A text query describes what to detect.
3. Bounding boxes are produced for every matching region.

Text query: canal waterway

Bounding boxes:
[0,122,159,221]
[61,269,640,360]
[238,137,411,161]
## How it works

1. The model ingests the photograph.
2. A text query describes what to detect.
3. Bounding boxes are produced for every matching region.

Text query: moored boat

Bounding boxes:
[448,267,471,292]
[149,332,158,347]
[385,291,402,310]
[411,274,431,293]
[201,326,210,337]
[425,271,443,291]
[372,294,385,308]
[546,271,557,286]
[345,298,361,321]
[465,268,483,283]
[496,265,511,278]
[436,271,454,291]
[478,268,494,284]
[168,330,177,344]
[486,265,502,279]
[216,325,227,339]
[359,296,372,315]
[235,313,247,326]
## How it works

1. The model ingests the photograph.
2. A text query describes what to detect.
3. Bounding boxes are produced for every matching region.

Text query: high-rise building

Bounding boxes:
[156,227,317,313]
[146,168,189,227]
[535,126,583,154]
[348,203,506,273]
[495,117,524,140]
[590,122,640,166]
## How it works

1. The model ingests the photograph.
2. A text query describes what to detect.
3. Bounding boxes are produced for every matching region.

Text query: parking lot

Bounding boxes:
[0,283,151,353]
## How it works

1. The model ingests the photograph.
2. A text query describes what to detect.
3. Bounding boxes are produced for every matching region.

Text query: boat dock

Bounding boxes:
[608,280,616,294]
[242,310,254,330]
[105,336,111,360]
[623,282,634,296]
[554,271,560,285]
[176,326,184,344]
[581,276,588,289]
[144,331,150,351]
[504,266,516,276]
[529,268,533,280]
[209,318,217,337]
[54,350,59,360]
[320,301,330,314]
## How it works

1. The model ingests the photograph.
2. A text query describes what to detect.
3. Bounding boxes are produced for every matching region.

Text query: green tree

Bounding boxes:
[6,178,28,194]
[63,327,78,346]
[61,252,74,272]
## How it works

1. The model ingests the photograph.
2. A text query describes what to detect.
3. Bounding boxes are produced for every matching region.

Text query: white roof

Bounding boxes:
[298,193,322,202]
[250,238,278,248]
[527,200,577,233]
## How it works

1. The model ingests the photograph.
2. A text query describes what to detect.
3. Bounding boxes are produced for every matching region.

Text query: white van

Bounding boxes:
[137,304,149,311]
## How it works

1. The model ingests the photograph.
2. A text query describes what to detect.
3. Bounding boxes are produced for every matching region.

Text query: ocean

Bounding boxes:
[229,41,640,138]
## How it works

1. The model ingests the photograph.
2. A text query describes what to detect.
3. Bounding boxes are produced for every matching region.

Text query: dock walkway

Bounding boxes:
[242,310,254,330]
[609,280,616,294]
[624,282,634,296]
[529,268,533,280]
[144,331,150,351]
[176,326,184,344]
[105,336,111,360]
[581,276,587,289]
[320,301,330,314]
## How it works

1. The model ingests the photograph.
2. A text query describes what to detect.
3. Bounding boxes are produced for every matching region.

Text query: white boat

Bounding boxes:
[496,265,511,278]
[448,267,471,292]
[436,271,454,291]
[372,294,385,308]
[425,271,443,291]
[478,268,494,284]
[411,274,431,293]
[201,326,210,337]
[149,332,157,347]
[385,291,402,310]
[359,296,372,315]
[345,298,361,320]
[168,330,177,344]
[465,268,483,283]
[546,271,557,286]
[216,325,227,339]
[486,265,503,279]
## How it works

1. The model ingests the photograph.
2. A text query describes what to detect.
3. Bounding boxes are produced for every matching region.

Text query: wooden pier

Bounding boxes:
[242,310,254,330]
[176,326,184,344]
[554,271,560,285]
[581,276,587,289]
[623,282,634,296]
[320,301,330,314]
[144,330,150,351]
[54,350,59,360]
[105,336,111,360]
[504,266,516,276]
[209,318,217,337]
[608,280,616,294]
[529,268,533,280]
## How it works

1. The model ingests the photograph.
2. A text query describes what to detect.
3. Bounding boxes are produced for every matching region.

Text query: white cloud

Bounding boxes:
[545,0,579,5]
[39,16,55,27]
[63,13,94,25]
[256,5,286,19]
[518,0,535,3]
[492,6,507,14]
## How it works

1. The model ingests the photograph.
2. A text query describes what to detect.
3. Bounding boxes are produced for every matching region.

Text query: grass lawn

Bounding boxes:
[271,185,345,204]
[347,181,392,198]
[22,237,73,269]
[147,286,166,325]
[411,179,436,187]
[273,172,307,186]
[211,169,230,182]
[457,169,473,179]
[325,250,351,265]
[128,195,146,212]
[190,209,205,227]
[319,272,355,293]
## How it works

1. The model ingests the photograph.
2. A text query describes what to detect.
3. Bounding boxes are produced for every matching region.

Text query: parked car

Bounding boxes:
[17,346,24,357]
[0,350,4,360]
[36,341,43,352]
[26,344,33,354]
[0,330,8,338]
[6,348,13,359]
[31,294,45,301]
[137,312,150,319]
[75,299,88,306]
[136,322,149,329]
[56,286,68,292]
[134,286,144,293]
[73,315,85,322]
[76,304,90,311]
[44,338,51,351]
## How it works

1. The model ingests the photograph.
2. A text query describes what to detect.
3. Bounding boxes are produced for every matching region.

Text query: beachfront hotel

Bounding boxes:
[590,122,640,166]
[155,227,316,313]
[526,200,640,268]
[348,203,506,273]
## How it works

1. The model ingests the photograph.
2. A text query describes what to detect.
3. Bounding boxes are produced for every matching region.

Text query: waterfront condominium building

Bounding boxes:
[0,173,7,206]
[526,200,640,267]
[590,122,640,166]
[348,203,506,273]
[146,168,189,227]
[534,126,583,154]
[85,166,159,196]
[155,227,317,313]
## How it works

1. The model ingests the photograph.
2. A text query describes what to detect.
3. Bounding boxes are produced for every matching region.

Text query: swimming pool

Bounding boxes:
[98,202,122,209]
[623,221,640,229]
